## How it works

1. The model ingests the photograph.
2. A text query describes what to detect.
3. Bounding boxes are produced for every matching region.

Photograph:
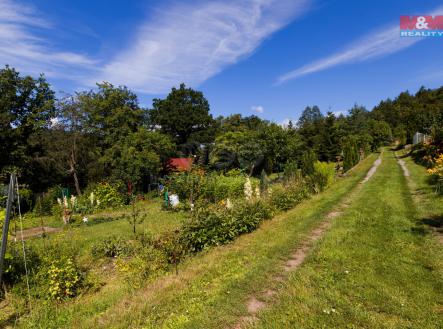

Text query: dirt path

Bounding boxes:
[398,159,410,177]
[362,155,382,183]
[231,155,383,329]
[11,226,61,241]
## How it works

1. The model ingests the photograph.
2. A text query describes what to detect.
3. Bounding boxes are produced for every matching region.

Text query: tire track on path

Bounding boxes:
[231,153,384,329]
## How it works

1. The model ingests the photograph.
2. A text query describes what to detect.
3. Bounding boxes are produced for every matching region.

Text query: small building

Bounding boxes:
[167,158,194,172]
[413,132,431,145]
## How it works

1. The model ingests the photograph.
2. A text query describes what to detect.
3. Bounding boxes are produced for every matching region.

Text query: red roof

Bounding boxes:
[168,158,194,171]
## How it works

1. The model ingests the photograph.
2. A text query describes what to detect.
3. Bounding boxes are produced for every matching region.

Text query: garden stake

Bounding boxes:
[0,174,15,292]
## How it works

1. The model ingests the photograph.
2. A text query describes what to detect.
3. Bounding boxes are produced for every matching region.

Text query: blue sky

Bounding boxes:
[1,0,442,124]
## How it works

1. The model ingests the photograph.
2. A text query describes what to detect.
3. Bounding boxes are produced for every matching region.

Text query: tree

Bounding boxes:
[0,66,56,190]
[75,83,146,180]
[103,128,175,187]
[297,105,323,128]
[150,83,215,150]
[368,119,392,151]
[38,96,97,195]
[210,131,263,174]
[343,136,359,172]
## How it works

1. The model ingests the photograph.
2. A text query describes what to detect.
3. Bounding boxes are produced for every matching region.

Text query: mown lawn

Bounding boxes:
[253,150,443,328]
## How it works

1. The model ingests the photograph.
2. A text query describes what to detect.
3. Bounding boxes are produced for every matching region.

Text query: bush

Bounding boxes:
[269,182,309,211]
[427,153,443,194]
[37,257,83,301]
[91,236,132,258]
[115,245,168,288]
[308,161,336,193]
[182,200,273,252]
[33,186,63,216]
[91,182,125,209]
[152,230,186,274]
[301,150,316,176]
[164,169,259,204]
[202,174,248,202]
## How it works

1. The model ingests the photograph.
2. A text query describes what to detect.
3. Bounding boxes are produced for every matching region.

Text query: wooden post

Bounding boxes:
[0,174,16,289]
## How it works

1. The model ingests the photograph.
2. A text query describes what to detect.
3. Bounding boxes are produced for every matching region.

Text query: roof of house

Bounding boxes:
[167,158,194,171]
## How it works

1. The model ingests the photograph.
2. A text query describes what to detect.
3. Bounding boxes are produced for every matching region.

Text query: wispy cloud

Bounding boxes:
[99,0,311,93]
[251,105,264,113]
[0,0,96,80]
[276,6,443,84]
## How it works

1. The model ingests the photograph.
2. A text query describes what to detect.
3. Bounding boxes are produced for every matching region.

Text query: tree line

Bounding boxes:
[1,65,442,196]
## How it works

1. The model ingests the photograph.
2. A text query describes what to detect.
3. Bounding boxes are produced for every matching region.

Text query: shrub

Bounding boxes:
[115,245,168,288]
[91,236,132,258]
[308,161,336,193]
[92,182,125,209]
[164,169,258,204]
[301,150,316,176]
[427,153,443,194]
[152,230,186,274]
[202,174,247,202]
[269,182,309,211]
[38,257,83,301]
[33,186,63,216]
[182,200,273,252]
[343,136,359,172]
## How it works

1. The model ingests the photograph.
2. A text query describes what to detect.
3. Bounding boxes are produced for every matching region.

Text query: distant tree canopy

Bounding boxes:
[150,83,216,151]
[1,65,442,195]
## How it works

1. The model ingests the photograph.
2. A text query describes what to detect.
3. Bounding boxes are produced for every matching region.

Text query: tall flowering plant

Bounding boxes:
[427,154,443,193]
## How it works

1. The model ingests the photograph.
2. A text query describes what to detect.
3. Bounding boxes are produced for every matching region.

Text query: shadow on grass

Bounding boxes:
[411,215,443,236]
[421,215,443,228]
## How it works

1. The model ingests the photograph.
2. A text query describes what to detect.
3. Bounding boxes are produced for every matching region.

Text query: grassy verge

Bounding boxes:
[43,154,377,329]
[401,156,443,237]
[253,150,443,328]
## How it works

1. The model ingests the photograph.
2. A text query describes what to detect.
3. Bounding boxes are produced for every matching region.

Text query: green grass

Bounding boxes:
[8,151,443,328]
[2,199,186,328]
[253,150,443,328]
[43,154,375,329]
[401,155,443,236]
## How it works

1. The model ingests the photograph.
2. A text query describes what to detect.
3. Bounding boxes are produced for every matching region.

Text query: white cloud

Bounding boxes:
[98,0,311,93]
[276,6,443,84]
[332,110,346,117]
[280,118,292,128]
[0,0,96,80]
[251,105,264,113]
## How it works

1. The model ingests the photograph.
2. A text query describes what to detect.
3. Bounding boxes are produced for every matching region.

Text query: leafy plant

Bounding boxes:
[92,182,125,209]
[115,245,168,288]
[39,257,83,301]
[309,161,336,193]
[269,182,309,211]
[182,200,273,252]
[91,236,131,258]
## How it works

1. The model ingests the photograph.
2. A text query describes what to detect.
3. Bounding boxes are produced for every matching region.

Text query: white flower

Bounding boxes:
[70,195,77,208]
[97,199,101,206]
[82,217,88,223]
[63,196,68,208]
[226,198,233,210]
[255,186,260,199]
[190,203,195,211]
[244,177,253,201]
[57,198,62,205]
[89,192,95,206]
